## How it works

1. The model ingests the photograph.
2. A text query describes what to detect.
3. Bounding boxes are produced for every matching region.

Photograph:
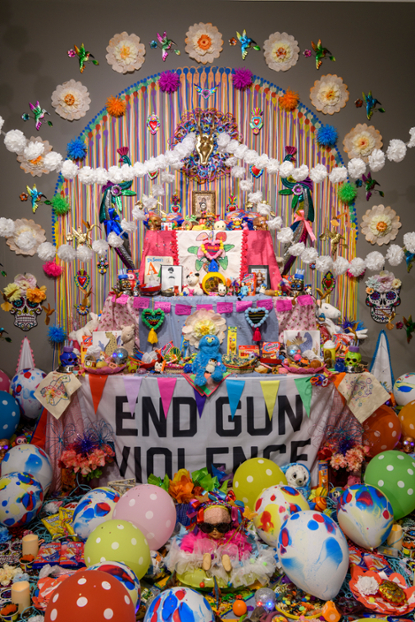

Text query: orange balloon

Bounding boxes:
[399,400,415,437]
[363,405,401,456]
[233,601,248,617]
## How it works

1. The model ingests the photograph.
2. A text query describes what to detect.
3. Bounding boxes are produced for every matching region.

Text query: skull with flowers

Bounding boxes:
[365,271,401,323]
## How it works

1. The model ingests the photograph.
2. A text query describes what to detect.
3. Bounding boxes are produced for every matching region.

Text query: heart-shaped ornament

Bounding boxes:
[250,165,264,179]
[148,170,159,181]
[245,307,269,327]
[141,308,165,331]
[204,242,221,255]
[149,119,158,132]
[74,270,90,291]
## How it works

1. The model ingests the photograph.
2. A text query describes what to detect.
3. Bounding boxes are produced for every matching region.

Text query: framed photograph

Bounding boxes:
[249,265,270,290]
[161,265,183,292]
[192,191,216,217]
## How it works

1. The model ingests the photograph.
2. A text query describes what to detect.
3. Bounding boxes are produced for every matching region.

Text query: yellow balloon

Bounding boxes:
[233,458,287,510]
[399,400,415,437]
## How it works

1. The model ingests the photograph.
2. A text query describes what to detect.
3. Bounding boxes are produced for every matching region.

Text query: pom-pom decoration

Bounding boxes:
[279,89,300,112]
[316,123,338,147]
[51,196,70,216]
[106,96,126,118]
[338,182,357,205]
[232,67,253,91]
[47,325,67,344]
[37,242,56,262]
[66,138,87,161]
[42,261,63,278]
[158,70,180,93]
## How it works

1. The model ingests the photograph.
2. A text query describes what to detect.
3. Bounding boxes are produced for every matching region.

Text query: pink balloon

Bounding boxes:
[113,484,176,550]
[0,371,10,394]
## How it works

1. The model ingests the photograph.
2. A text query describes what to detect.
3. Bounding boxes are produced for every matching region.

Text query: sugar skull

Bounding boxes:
[10,295,43,331]
[146,212,162,231]
[365,272,401,323]
[344,345,362,367]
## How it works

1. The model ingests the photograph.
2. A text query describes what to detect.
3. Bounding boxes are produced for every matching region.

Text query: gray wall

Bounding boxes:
[1,0,415,379]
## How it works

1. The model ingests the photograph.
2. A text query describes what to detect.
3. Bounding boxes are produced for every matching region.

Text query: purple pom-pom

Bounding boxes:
[232,67,253,91]
[159,70,180,93]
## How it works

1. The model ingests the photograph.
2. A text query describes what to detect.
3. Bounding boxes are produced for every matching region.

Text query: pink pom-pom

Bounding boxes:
[43,260,63,278]
[232,67,253,91]
[159,70,180,93]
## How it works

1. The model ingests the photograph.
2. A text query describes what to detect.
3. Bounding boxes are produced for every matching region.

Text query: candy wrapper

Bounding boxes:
[262,341,281,357]
[59,542,85,568]
[33,543,61,568]
[41,506,77,541]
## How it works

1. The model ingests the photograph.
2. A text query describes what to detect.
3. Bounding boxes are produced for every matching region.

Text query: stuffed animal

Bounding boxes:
[192,335,226,387]
[121,324,135,357]
[182,271,203,296]
[69,312,99,347]
[281,463,311,499]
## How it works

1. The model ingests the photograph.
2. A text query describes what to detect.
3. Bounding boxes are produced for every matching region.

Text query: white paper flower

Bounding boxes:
[386,244,404,266]
[43,152,63,172]
[267,159,280,174]
[51,79,91,120]
[248,191,263,205]
[408,127,415,148]
[386,139,407,163]
[343,124,383,162]
[279,161,294,178]
[92,239,109,256]
[93,167,109,185]
[365,251,385,271]
[243,150,259,165]
[17,136,52,177]
[348,158,366,179]
[404,232,415,254]
[254,154,270,169]
[292,165,309,182]
[301,247,319,264]
[0,116,4,132]
[4,129,27,154]
[132,203,146,221]
[121,219,136,233]
[356,575,379,597]
[315,255,334,272]
[6,218,46,256]
[78,166,96,185]
[277,227,294,244]
[151,184,165,197]
[15,231,37,251]
[231,166,246,179]
[76,245,93,262]
[182,308,226,347]
[57,244,77,262]
[309,164,328,183]
[0,218,15,238]
[288,242,305,256]
[185,23,223,64]
[368,148,385,172]
[239,180,253,192]
[329,166,348,183]
[263,32,300,72]
[107,232,124,247]
[257,203,272,216]
[106,32,146,73]
[333,256,350,275]
[267,216,282,231]
[37,242,56,262]
[141,194,158,210]
[217,133,231,149]
[23,141,45,161]
[133,162,147,178]
[160,171,175,184]
[108,166,124,184]
[234,144,248,160]
[361,204,401,246]
[226,139,239,154]
[61,159,79,179]
[348,257,366,277]
[120,164,134,181]
[310,74,349,115]
[225,156,238,167]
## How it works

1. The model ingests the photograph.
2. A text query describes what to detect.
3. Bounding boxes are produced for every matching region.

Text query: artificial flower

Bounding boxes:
[267,159,280,174]
[355,575,379,596]
[386,138,407,163]
[43,260,63,278]
[23,141,45,161]
[92,239,109,256]
[333,256,350,275]
[0,565,22,587]
[392,278,402,288]
[292,165,309,182]
[309,164,328,183]
[61,159,79,179]
[316,124,338,147]
[396,321,404,330]
[330,453,347,469]
[360,204,401,246]
[14,273,36,290]
[26,286,47,303]
[287,242,305,256]
[404,232,415,254]
[51,80,91,120]
[106,32,146,73]
[4,129,27,154]
[279,161,294,177]
[52,196,70,216]
[57,244,77,262]
[0,218,15,238]
[48,325,66,344]
[348,158,366,178]
[6,219,46,256]
[16,136,52,177]
[168,469,194,504]
[76,245,93,262]
[343,123,383,162]
[315,255,333,272]
[182,308,226,347]
[185,23,223,64]
[310,74,349,115]
[37,242,56,262]
[329,166,348,183]
[263,32,299,72]
[277,227,294,244]
[301,247,318,264]
[106,96,126,118]
[3,283,22,302]
[368,148,385,172]
[338,182,357,205]
[386,245,405,267]
[159,70,180,93]
[365,270,396,292]
[279,89,299,112]
[348,257,366,278]
[365,252,385,272]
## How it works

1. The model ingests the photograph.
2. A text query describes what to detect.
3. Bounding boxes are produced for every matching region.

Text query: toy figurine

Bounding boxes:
[217,283,227,297]
[182,271,203,296]
[239,285,249,299]
[253,216,268,231]
[192,335,226,387]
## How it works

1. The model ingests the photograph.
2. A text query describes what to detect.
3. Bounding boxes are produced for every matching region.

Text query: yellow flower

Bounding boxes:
[3,283,22,302]
[392,278,402,289]
[193,319,216,340]
[26,286,47,303]
[366,287,374,295]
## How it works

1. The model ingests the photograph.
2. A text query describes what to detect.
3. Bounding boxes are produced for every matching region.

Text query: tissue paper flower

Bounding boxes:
[66,138,87,161]
[404,232,415,254]
[6,219,46,256]
[232,67,253,90]
[279,89,299,111]
[316,123,338,147]
[182,308,226,347]
[368,148,386,172]
[348,257,366,278]
[51,79,91,120]
[360,204,401,246]
[263,32,299,72]
[386,245,405,267]
[343,123,382,161]
[310,74,349,115]
[386,139,407,163]
[301,247,318,264]
[159,70,180,93]
[185,23,223,64]
[26,286,47,303]
[16,137,52,177]
[277,227,294,244]
[106,96,126,118]
[365,252,385,272]
[356,575,379,596]
[106,32,146,73]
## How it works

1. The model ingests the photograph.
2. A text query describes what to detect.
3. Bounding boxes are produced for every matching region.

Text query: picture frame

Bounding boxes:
[192,191,216,217]
[249,265,270,291]
[161,264,183,292]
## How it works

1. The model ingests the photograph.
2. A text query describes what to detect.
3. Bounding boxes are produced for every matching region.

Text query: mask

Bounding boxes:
[10,295,43,331]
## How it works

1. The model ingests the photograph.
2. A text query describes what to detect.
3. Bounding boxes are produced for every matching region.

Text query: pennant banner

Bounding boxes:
[123,376,142,415]
[225,378,245,420]
[157,377,177,418]
[294,377,313,418]
[88,374,108,413]
[193,389,207,418]
[260,380,280,420]
[369,330,394,392]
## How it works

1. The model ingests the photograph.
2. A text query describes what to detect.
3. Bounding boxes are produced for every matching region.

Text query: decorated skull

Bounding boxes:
[147,212,162,231]
[10,295,43,331]
[253,216,268,231]
[365,271,401,323]
[344,345,362,367]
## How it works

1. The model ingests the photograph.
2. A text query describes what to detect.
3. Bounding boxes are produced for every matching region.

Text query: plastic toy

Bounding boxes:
[192,335,226,387]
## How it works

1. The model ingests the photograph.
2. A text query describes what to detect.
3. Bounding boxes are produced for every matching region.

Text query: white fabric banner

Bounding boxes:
[176,230,242,281]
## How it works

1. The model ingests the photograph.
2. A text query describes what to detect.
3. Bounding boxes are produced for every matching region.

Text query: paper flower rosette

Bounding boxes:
[182,308,226,347]
[263,32,299,72]
[184,22,223,64]
[349,567,415,615]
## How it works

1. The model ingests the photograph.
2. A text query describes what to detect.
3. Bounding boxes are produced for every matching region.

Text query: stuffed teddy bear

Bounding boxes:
[192,335,226,387]
[121,324,135,357]
[182,271,203,296]
[281,463,311,499]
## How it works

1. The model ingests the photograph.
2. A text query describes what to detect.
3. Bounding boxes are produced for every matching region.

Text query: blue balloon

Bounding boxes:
[0,391,20,439]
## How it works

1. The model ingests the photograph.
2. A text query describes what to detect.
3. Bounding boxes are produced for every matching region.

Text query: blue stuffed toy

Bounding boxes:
[192,335,226,387]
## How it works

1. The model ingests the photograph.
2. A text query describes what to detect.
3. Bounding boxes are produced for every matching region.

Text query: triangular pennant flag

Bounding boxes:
[16,337,35,373]
[193,388,207,418]
[123,376,142,415]
[369,330,394,392]
[88,374,108,413]
[260,380,280,420]
[225,378,245,420]
[294,377,313,418]
[157,377,177,419]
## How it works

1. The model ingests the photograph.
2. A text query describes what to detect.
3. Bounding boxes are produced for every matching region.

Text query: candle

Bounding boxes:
[386,523,403,550]
[11,581,31,613]
[22,534,39,557]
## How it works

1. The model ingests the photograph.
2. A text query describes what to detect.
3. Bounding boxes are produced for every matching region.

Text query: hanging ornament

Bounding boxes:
[141,309,165,344]
[68,43,99,73]
[74,269,90,290]
[322,270,336,295]
[303,40,335,70]
[22,102,53,131]
[76,287,92,316]
[97,254,109,275]
[245,307,269,342]
[194,83,221,100]
[250,165,264,179]
[229,30,261,60]
[226,195,238,212]
[250,108,263,135]
[170,193,181,213]
[200,239,225,272]
[148,170,159,181]
[147,113,161,135]
[150,32,181,61]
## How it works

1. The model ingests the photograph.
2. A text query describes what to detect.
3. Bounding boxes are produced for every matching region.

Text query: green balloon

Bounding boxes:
[84,519,150,579]
[364,450,415,520]
[233,458,287,510]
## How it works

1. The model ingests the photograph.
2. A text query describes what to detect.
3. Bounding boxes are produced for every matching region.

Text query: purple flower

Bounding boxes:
[396,322,404,330]
[159,70,180,93]
[303,49,312,57]
[377,274,394,293]
[67,49,76,58]
[293,184,303,196]
[232,67,253,91]
[111,185,122,197]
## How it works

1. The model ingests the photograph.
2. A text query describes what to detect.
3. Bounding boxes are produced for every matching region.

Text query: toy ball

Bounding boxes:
[253,485,310,546]
[10,368,46,420]
[1,444,52,494]
[337,484,393,549]
[87,560,141,608]
[73,487,120,540]
[233,600,248,617]
[113,484,176,550]
[0,371,10,394]
[0,392,20,440]
[85,519,150,580]
[363,405,401,456]
[254,587,276,610]
[111,347,129,365]
[144,587,214,622]
[278,510,349,600]
[393,373,415,406]
[364,450,415,520]
[233,458,287,510]
[0,472,43,528]
[44,569,135,622]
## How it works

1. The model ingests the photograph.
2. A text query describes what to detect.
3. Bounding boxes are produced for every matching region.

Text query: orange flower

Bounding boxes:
[279,89,300,111]
[26,286,47,303]
[106,96,126,118]
[168,469,194,504]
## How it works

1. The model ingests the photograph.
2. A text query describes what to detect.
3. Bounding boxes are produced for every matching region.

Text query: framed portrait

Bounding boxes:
[160,265,183,292]
[192,191,216,217]
[249,265,270,290]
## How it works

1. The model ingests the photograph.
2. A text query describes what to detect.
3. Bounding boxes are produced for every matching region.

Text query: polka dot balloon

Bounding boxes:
[87,561,140,608]
[113,484,176,550]
[233,458,287,510]
[84,519,150,580]
[0,371,10,394]
[362,405,401,456]
[44,569,135,622]
[398,401,415,438]
[10,368,46,420]
[0,391,20,440]
[364,450,415,520]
